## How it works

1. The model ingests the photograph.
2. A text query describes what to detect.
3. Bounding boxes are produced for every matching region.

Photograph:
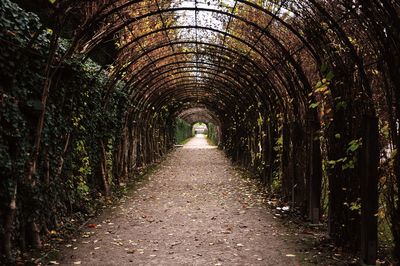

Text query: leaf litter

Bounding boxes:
[55,136,328,265]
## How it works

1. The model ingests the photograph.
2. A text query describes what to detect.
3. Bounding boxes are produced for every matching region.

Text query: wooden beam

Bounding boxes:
[360,115,379,265]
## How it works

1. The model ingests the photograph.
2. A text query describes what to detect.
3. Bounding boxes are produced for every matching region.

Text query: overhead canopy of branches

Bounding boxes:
[1,0,400,264]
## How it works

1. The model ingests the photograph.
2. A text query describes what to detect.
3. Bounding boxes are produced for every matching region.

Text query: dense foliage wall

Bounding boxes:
[0,1,175,262]
[207,123,219,146]
[174,118,193,144]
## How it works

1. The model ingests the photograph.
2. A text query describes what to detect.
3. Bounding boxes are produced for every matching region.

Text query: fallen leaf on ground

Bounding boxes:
[87,223,97,228]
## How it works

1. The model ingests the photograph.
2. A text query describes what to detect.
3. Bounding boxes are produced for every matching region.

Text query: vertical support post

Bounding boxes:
[308,116,322,224]
[292,121,307,209]
[265,121,276,188]
[360,115,379,265]
[282,122,292,200]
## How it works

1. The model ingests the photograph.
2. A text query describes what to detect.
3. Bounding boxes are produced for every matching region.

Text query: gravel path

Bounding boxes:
[59,135,299,265]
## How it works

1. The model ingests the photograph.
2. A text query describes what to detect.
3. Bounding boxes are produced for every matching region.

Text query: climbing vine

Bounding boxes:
[1,0,400,264]
[0,1,165,261]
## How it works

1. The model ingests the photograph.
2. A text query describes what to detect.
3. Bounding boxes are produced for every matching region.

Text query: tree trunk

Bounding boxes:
[55,133,71,177]
[23,31,61,252]
[29,222,42,249]
[26,31,59,182]
[99,139,111,197]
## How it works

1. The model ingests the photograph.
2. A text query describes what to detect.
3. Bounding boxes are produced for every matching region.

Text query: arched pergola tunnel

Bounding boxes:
[1,0,400,264]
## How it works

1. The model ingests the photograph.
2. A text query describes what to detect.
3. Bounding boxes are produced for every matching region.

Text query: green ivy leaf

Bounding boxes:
[336,101,347,110]
[347,138,363,153]
[342,160,355,170]
[326,71,335,81]
[320,64,328,73]
[27,99,44,111]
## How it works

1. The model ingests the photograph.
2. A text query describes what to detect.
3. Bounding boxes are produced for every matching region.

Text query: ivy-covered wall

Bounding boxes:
[174,118,193,145]
[0,1,174,261]
[207,123,219,146]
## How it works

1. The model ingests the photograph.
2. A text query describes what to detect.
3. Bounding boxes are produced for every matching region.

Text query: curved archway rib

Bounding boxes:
[125,51,271,94]
[132,66,270,104]
[132,73,264,112]
[78,1,318,61]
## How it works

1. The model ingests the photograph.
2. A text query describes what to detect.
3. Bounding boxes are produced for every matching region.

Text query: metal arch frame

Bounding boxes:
[132,87,231,128]
[177,107,220,125]
[79,0,318,61]
[115,40,271,84]
[125,51,271,93]
[108,24,312,103]
[148,89,239,120]
[78,0,328,123]
[104,15,313,88]
[116,41,291,102]
[130,60,259,89]
[173,104,223,123]
[79,7,322,110]
[75,0,369,116]
[131,62,281,104]
[133,74,258,115]
[124,62,286,115]
[130,65,270,105]
[137,82,250,115]
[136,66,255,93]
[129,66,268,109]
[137,93,229,123]
[118,40,275,99]
[122,51,283,108]
[163,93,241,122]
[81,7,317,89]
[209,0,289,87]
[125,49,265,80]
[146,84,260,119]
[113,24,288,91]
[124,53,285,111]
[167,96,237,125]
[134,76,256,113]
[117,25,275,58]
[129,68,279,117]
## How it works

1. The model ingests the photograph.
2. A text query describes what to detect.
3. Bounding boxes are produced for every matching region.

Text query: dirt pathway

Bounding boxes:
[60,135,299,265]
